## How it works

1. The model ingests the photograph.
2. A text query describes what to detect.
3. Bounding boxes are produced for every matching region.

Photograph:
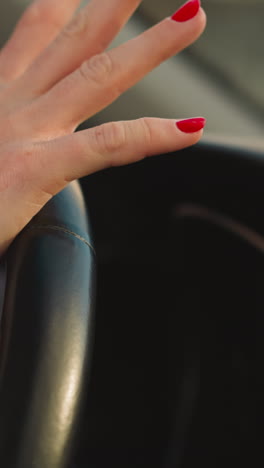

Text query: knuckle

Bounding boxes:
[94,122,126,155]
[23,3,61,30]
[61,9,89,39]
[138,118,153,146]
[79,52,114,86]
[22,3,42,25]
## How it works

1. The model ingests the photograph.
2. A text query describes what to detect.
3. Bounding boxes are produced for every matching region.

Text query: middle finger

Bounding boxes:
[12,0,142,100]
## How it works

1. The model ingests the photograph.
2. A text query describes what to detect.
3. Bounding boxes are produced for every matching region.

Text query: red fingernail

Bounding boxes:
[171,0,201,22]
[176,117,206,133]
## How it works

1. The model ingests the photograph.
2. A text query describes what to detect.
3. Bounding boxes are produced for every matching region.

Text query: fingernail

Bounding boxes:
[171,0,201,22]
[176,117,206,133]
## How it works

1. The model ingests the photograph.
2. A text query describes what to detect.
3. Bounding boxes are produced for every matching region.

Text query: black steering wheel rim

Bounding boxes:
[0,180,96,468]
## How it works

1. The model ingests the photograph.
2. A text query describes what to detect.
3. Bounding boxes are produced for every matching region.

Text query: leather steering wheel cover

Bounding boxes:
[0,181,96,468]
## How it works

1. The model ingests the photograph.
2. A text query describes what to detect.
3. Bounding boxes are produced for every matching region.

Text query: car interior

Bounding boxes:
[0,1,263,467]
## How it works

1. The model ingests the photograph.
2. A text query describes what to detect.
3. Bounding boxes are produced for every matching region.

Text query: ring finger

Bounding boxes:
[0,0,82,83]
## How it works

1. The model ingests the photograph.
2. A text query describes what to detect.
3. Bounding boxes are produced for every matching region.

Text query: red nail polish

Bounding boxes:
[171,0,201,22]
[176,117,206,133]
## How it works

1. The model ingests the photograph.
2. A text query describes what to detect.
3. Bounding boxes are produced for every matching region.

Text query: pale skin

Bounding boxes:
[0,0,206,257]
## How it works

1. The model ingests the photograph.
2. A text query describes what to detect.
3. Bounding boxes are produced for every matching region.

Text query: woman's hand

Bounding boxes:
[0,0,206,257]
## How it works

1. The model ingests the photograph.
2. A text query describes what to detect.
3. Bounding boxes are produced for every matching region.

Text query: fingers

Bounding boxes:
[12,0,142,98]
[0,0,82,82]
[27,118,205,199]
[27,7,206,135]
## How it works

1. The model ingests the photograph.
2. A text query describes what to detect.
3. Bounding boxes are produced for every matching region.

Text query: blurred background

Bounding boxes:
[0,0,263,142]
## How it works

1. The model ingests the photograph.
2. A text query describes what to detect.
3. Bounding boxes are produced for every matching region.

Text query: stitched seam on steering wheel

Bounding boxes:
[25,224,96,255]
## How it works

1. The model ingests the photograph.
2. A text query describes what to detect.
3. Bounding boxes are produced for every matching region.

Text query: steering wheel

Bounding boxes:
[0,138,263,467]
[0,180,96,468]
